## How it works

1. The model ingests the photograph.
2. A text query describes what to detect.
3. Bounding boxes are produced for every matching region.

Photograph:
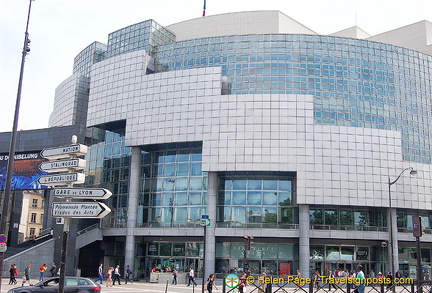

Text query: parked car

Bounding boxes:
[7,277,101,293]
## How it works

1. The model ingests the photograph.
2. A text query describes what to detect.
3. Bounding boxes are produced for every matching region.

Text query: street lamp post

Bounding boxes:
[0,1,34,293]
[388,167,417,276]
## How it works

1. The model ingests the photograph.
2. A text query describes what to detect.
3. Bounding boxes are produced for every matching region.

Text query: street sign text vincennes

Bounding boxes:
[52,202,111,218]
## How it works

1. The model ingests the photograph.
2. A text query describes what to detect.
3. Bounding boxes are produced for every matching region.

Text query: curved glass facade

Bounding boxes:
[154,35,432,164]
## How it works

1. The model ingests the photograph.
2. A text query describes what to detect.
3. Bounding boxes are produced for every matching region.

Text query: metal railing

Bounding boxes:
[310,224,388,232]
[76,223,100,235]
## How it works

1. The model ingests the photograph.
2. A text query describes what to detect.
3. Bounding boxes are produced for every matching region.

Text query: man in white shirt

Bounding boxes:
[187,267,197,286]
[113,265,121,285]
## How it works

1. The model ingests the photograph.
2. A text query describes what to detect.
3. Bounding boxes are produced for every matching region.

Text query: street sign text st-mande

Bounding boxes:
[52,202,111,218]
[54,188,112,200]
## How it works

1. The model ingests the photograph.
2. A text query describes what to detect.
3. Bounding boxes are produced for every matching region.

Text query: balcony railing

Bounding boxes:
[310,224,388,232]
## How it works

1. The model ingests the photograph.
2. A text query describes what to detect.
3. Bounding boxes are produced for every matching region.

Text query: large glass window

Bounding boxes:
[217,173,296,228]
[135,143,207,228]
[310,207,387,231]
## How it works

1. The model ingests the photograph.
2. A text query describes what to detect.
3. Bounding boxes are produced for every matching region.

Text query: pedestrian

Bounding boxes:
[95,263,103,285]
[125,265,132,284]
[356,265,366,293]
[9,264,17,285]
[260,272,267,292]
[328,270,337,291]
[386,272,393,290]
[106,267,113,287]
[369,270,375,279]
[294,270,302,292]
[314,270,321,289]
[49,262,57,277]
[172,267,178,285]
[238,272,248,293]
[39,263,47,281]
[204,273,218,292]
[22,264,32,286]
[187,267,197,286]
[113,264,121,285]
[14,264,19,284]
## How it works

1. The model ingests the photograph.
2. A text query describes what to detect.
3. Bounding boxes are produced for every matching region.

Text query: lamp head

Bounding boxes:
[410,169,417,176]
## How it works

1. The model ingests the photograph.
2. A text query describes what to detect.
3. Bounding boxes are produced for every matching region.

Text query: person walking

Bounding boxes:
[49,262,57,277]
[328,270,337,291]
[95,264,103,285]
[106,267,114,287]
[172,267,178,285]
[238,272,248,293]
[113,264,121,285]
[39,263,47,281]
[356,265,366,293]
[22,264,32,286]
[9,264,17,285]
[187,267,197,286]
[124,265,132,284]
[204,273,218,292]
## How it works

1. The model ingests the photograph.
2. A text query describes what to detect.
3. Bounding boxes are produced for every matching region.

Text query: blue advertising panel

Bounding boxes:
[0,151,49,190]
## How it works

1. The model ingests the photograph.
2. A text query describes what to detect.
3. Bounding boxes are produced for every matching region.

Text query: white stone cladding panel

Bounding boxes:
[48,74,89,127]
[87,50,150,127]
[126,67,222,146]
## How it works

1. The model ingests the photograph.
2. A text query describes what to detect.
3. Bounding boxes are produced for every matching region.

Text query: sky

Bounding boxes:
[0,0,431,133]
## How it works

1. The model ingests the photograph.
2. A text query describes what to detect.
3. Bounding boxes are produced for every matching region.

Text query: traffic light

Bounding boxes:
[412,216,423,238]
[244,235,254,250]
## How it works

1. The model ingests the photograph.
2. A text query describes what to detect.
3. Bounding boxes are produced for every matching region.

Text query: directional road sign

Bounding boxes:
[38,173,85,186]
[41,144,88,160]
[52,202,111,218]
[39,158,86,173]
[54,188,112,200]
[200,218,210,226]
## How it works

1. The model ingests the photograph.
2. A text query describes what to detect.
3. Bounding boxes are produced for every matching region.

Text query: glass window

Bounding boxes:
[356,247,369,260]
[173,243,185,256]
[247,192,262,205]
[326,246,340,260]
[233,180,247,190]
[325,210,338,225]
[263,192,277,205]
[310,245,324,260]
[341,246,354,260]
[232,192,246,205]
[232,207,246,224]
[189,193,202,205]
[160,243,171,256]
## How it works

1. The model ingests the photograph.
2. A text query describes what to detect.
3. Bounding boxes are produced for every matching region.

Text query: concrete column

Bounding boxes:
[125,147,141,273]
[298,204,310,277]
[205,172,217,277]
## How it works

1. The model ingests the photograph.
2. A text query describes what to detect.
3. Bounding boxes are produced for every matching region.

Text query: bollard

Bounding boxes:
[165,279,169,293]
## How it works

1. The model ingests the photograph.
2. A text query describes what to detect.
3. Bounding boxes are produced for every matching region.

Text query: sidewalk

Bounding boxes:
[0,279,205,293]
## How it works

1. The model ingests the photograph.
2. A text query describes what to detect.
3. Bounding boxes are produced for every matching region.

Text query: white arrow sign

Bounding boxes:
[38,173,85,186]
[52,202,111,218]
[54,188,112,200]
[41,144,88,160]
[39,158,86,173]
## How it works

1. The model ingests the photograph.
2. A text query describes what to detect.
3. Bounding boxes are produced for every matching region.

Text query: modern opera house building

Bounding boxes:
[46,11,432,278]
